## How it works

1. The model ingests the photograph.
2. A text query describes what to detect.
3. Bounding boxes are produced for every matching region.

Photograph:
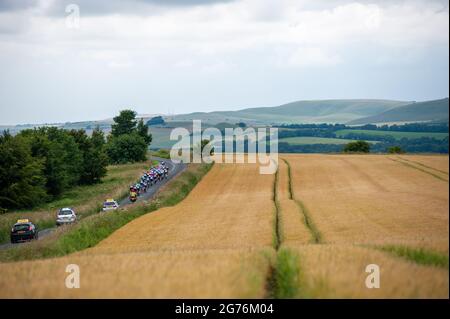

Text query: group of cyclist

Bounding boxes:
[129,161,169,202]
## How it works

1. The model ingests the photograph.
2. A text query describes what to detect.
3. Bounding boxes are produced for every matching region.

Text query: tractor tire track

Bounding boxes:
[389,157,448,182]
[282,158,322,244]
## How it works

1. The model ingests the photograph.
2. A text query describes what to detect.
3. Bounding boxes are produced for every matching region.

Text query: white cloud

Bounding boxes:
[0,0,448,124]
[284,47,342,68]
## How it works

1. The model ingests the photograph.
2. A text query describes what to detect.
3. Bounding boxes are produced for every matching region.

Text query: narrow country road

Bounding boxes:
[0,156,186,250]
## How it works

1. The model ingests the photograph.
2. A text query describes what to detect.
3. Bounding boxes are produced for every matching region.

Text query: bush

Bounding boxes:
[343,140,370,153]
[387,146,406,154]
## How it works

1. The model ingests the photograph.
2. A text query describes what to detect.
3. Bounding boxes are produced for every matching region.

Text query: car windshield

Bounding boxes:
[104,202,116,207]
[13,224,30,231]
[59,210,72,215]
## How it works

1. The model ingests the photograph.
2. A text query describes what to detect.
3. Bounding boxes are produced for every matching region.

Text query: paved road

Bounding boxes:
[119,156,185,205]
[0,157,186,250]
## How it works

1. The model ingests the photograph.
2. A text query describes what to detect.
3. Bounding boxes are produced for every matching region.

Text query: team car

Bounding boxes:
[56,207,77,226]
[10,219,38,243]
[102,199,119,211]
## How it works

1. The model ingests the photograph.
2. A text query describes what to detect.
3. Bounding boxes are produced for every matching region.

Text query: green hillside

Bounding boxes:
[278,136,378,145]
[166,99,411,125]
[336,129,449,140]
[347,98,449,125]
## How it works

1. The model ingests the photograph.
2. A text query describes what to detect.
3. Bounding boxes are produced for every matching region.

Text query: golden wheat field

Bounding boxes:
[279,154,448,298]
[0,155,448,298]
[0,162,275,298]
[284,154,449,251]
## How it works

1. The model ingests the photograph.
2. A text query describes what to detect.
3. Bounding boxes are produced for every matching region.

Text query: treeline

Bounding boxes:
[348,122,449,133]
[277,137,449,154]
[0,109,153,211]
[0,127,108,209]
[277,122,449,133]
[276,122,449,154]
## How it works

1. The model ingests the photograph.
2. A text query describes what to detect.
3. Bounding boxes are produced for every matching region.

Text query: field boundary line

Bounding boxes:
[389,158,448,182]
[282,158,322,244]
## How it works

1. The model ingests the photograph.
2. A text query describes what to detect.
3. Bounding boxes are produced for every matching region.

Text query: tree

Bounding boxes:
[69,128,108,184]
[343,140,370,153]
[201,139,214,156]
[19,127,83,197]
[106,133,148,164]
[111,110,137,137]
[0,132,47,209]
[146,116,165,126]
[387,146,405,154]
[137,118,153,145]
[107,110,151,164]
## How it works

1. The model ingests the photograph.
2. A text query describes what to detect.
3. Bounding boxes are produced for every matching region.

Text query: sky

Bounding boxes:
[0,0,448,125]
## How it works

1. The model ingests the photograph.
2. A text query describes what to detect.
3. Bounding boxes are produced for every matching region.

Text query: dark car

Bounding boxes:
[10,219,38,243]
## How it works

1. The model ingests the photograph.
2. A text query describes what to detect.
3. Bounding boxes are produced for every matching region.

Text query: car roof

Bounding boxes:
[14,221,32,226]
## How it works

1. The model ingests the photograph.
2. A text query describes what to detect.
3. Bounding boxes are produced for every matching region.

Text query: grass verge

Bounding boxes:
[376,245,449,268]
[0,163,213,263]
[150,149,171,159]
[0,161,150,244]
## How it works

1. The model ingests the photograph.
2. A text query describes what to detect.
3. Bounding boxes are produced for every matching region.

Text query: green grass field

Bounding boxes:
[278,136,376,145]
[336,129,449,140]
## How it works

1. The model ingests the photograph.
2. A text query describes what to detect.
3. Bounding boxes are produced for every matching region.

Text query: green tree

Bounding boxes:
[107,110,150,164]
[20,128,83,197]
[106,133,148,164]
[0,132,47,209]
[137,118,152,145]
[387,146,405,154]
[69,128,108,184]
[88,127,108,182]
[146,116,165,126]
[201,139,214,156]
[343,140,371,153]
[111,110,137,137]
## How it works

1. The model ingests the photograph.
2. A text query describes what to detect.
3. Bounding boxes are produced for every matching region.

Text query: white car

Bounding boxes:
[102,199,119,211]
[56,208,77,226]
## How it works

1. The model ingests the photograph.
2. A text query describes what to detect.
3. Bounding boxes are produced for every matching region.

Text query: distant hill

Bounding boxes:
[347,98,449,125]
[166,99,411,124]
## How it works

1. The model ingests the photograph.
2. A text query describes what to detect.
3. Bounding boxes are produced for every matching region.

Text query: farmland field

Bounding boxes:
[279,136,377,145]
[0,161,275,298]
[0,155,448,298]
[279,154,448,298]
[336,129,449,140]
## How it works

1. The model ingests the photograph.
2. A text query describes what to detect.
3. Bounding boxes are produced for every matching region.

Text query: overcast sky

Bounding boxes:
[0,0,448,125]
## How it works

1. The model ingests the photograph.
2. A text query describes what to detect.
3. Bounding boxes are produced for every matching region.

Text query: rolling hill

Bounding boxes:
[165,99,412,125]
[347,98,449,125]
